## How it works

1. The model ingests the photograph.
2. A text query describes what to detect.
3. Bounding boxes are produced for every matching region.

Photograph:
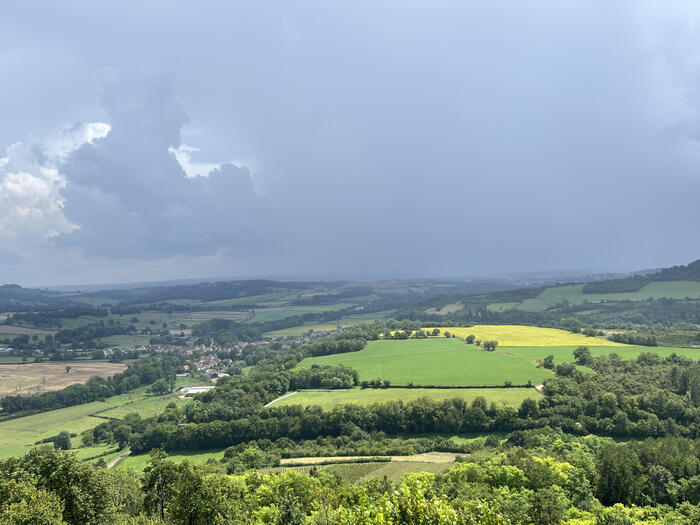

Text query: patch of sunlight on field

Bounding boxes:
[433,325,623,347]
[272,387,541,410]
[116,449,226,472]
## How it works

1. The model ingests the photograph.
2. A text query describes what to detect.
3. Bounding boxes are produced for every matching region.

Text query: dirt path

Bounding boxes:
[264,391,298,407]
[107,450,131,469]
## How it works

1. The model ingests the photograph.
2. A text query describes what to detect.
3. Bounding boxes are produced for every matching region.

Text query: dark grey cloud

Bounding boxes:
[0,1,699,285]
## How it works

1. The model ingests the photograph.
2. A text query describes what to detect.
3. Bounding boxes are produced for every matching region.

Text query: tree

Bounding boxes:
[142,450,179,520]
[149,379,170,396]
[573,347,593,366]
[542,355,554,369]
[465,334,475,344]
[483,340,498,351]
[53,431,72,451]
[0,479,64,525]
[65,366,71,374]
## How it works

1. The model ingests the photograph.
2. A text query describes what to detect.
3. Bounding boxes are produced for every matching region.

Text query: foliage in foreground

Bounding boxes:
[6,436,700,524]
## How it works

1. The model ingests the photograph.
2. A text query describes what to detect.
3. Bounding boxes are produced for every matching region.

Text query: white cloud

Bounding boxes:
[0,122,110,240]
[168,143,244,178]
[43,122,111,164]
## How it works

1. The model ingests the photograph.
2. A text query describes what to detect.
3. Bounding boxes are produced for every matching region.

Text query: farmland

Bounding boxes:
[0,377,205,459]
[300,327,695,389]
[0,361,127,397]
[429,324,622,346]
[115,448,226,471]
[300,338,554,386]
[270,386,541,410]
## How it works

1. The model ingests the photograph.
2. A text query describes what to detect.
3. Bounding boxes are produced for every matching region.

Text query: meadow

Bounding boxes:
[270,387,541,410]
[300,338,553,386]
[0,377,204,459]
[261,460,453,483]
[300,328,696,389]
[115,448,226,471]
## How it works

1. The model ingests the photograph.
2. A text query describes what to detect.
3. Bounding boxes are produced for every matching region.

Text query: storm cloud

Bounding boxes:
[1,1,699,285]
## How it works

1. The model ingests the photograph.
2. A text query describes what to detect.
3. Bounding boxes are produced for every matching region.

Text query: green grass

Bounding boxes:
[116,448,226,471]
[0,356,35,364]
[516,298,550,312]
[300,339,553,386]
[97,334,151,348]
[0,376,202,459]
[98,394,190,419]
[538,281,700,306]
[501,345,700,364]
[272,387,541,410]
[0,401,113,458]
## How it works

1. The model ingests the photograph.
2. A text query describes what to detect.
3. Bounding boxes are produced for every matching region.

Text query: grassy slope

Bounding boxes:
[0,377,204,459]
[272,387,541,410]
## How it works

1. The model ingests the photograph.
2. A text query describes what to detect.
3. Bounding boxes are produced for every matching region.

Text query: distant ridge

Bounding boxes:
[582,259,700,294]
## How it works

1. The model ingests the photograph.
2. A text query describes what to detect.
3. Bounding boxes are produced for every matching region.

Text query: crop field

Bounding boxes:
[271,387,541,410]
[97,334,151,348]
[430,325,622,346]
[0,325,57,336]
[300,338,554,386]
[186,311,250,321]
[250,304,354,322]
[0,361,127,397]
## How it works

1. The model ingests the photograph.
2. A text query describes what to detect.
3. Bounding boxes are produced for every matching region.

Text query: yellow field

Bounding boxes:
[389,325,623,347]
[437,325,623,346]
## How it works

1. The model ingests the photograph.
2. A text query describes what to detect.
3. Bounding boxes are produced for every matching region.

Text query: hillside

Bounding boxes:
[396,259,700,327]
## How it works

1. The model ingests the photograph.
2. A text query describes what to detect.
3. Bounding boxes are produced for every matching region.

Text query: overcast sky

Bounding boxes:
[1,1,700,286]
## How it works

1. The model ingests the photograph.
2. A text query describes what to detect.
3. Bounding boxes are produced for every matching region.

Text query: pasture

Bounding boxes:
[0,361,127,397]
[115,448,226,471]
[300,338,553,386]
[270,387,541,410]
[0,377,203,459]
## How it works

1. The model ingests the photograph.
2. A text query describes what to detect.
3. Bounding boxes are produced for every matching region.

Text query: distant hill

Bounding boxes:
[582,259,700,294]
[395,259,700,327]
[0,284,82,311]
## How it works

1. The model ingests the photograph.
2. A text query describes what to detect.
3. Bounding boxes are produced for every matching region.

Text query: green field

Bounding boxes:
[537,281,700,305]
[97,334,151,348]
[262,460,453,483]
[502,345,700,364]
[0,401,114,458]
[116,448,226,471]
[0,377,204,459]
[271,387,541,410]
[300,339,553,386]
[300,336,696,388]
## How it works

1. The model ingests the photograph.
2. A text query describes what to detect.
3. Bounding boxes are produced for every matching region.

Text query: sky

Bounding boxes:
[1,1,700,286]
